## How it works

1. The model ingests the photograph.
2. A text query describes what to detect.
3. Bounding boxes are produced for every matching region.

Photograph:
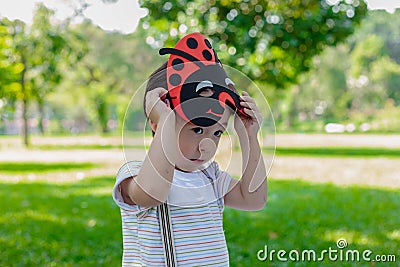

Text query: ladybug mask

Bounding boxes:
[159,33,248,127]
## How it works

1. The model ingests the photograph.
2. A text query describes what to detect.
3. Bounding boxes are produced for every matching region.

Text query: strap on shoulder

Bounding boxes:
[201,167,223,211]
[157,202,177,267]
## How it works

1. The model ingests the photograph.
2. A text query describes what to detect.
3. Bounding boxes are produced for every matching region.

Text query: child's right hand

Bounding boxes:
[145,87,173,124]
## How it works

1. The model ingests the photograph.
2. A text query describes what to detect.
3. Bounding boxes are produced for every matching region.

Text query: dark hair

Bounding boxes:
[144,62,168,136]
[144,61,168,118]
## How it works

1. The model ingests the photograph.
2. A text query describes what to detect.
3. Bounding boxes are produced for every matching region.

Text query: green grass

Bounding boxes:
[33,144,400,159]
[0,177,121,267]
[225,180,400,266]
[0,162,97,174]
[33,144,125,150]
[33,144,148,150]
[1,177,399,266]
[263,146,400,158]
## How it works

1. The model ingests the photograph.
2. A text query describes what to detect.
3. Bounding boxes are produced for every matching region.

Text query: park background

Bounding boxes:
[1,0,399,266]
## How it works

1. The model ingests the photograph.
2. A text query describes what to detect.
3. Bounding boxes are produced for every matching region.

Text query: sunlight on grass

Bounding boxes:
[387,230,400,242]
[0,162,97,174]
[263,146,400,158]
[322,229,379,246]
[0,210,66,224]
[74,187,113,196]
[34,144,123,150]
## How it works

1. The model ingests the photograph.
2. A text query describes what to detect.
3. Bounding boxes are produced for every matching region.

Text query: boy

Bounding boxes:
[113,33,267,266]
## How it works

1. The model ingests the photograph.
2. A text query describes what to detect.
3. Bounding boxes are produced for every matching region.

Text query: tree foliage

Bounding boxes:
[54,22,163,133]
[0,22,21,102]
[2,4,399,137]
[274,9,400,132]
[0,3,85,145]
[140,0,368,88]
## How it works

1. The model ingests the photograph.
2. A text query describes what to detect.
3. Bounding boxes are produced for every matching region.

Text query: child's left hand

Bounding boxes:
[234,91,262,137]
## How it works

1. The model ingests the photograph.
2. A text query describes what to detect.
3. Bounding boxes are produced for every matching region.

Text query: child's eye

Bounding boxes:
[192,127,204,134]
[214,130,224,137]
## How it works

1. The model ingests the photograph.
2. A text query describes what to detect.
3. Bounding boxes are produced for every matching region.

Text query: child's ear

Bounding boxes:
[149,119,157,133]
[163,98,170,108]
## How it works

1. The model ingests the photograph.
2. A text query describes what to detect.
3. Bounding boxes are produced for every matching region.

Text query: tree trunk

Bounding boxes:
[22,96,30,146]
[287,86,300,130]
[19,55,30,147]
[37,99,45,134]
[96,98,109,134]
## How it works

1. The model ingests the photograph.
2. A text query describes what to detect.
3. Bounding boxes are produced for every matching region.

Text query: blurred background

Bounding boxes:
[0,0,399,266]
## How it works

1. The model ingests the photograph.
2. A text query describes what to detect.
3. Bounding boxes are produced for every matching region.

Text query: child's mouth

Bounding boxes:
[190,159,205,163]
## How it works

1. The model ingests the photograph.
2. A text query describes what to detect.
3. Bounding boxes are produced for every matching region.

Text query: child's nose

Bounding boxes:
[199,138,216,153]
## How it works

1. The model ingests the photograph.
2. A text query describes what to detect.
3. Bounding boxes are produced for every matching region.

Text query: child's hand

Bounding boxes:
[145,87,173,124]
[234,91,262,137]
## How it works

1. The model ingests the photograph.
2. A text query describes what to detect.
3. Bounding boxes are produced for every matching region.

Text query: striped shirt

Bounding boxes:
[112,161,233,266]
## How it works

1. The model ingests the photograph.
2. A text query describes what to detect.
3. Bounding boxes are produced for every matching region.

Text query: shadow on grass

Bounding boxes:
[0,177,399,266]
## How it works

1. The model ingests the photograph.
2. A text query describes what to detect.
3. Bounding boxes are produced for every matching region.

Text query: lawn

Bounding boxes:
[225,180,400,266]
[0,162,97,174]
[32,145,400,159]
[0,176,120,267]
[269,147,400,158]
[1,134,399,266]
[1,175,398,266]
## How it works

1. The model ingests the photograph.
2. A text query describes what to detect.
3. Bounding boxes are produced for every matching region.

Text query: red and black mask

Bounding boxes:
[159,32,248,127]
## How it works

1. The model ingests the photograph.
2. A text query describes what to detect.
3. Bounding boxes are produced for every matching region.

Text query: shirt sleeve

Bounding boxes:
[112,161,154,217]
[212,161,233,200]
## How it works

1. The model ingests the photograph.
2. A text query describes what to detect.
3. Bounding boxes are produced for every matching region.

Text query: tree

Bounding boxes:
[2,4,84,145]
[349,9,400,65]
[0,21,22,133]
[0,22,22,100]
[349,10,400,106]
[4,19,32,145]
[140,0,367,89]
[54,21,163,133]
[274,9,400,132]
[29,4,86,134]
[290,45,352,126]
[370,57,400,106]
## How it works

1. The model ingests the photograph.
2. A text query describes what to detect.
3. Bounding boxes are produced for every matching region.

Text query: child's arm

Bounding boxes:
[224,92,267,211]
[120,87,178,208]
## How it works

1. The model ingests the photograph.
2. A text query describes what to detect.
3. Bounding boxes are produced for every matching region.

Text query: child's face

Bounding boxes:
[174,107,231,172]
